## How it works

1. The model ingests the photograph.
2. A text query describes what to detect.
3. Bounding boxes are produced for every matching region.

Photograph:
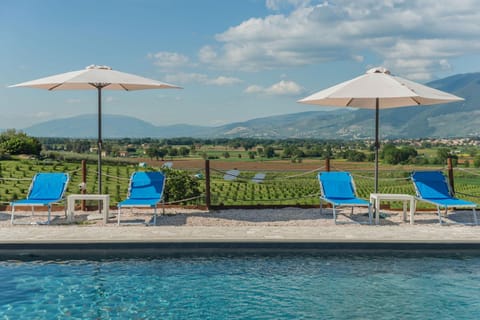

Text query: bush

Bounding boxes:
[162,169,201,204]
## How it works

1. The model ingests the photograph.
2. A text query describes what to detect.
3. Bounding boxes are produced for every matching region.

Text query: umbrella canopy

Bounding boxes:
[9,65,180,91]
[298,67,463,193]
[10,65,181,194]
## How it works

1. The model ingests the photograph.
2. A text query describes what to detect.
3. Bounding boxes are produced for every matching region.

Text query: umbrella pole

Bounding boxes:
[97,87,102,195]
[374,98,379,193]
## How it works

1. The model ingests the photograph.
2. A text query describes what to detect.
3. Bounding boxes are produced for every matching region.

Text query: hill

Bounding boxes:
[24,114,212,138]
[22,72,480,139]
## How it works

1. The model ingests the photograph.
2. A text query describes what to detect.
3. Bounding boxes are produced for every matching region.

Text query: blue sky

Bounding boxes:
[1,0,480,129]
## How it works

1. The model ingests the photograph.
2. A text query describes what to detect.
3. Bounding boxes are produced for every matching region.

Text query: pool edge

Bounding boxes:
[1,240,480,259]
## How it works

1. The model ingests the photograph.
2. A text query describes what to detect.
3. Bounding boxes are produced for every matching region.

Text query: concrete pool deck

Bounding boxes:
[1,207,480,256]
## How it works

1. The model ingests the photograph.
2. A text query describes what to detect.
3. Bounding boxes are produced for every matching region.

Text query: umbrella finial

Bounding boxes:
[367,67,390,75]
[86,65,112,70]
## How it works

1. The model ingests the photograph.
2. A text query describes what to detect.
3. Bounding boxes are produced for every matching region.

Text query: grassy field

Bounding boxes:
[1,157,480,210]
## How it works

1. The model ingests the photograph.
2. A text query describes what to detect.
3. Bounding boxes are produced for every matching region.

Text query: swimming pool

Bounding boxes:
[1,253,479,319]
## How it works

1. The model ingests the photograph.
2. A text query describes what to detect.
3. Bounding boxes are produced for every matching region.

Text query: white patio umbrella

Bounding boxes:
[10,65,181,194]
[298,67,463,193]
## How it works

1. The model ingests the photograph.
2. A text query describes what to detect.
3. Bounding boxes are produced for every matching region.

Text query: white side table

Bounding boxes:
[67,194,110,223]
[369,193,416,225]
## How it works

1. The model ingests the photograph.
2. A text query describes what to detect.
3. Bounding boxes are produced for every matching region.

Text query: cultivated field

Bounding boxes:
[0,158,479,209]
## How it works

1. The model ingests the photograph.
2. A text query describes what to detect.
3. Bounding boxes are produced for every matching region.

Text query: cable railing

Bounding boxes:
[2,158,480,208]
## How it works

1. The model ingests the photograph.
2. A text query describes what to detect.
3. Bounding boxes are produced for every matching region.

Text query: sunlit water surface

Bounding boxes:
[1,253,479,319]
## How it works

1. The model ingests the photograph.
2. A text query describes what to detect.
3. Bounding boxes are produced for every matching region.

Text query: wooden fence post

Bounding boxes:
[205,159,211,209]
[325,157,330,172]
[447,157,455,194]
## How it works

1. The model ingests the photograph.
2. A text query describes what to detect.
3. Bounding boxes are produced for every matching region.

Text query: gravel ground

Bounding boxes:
[2,206,478,227]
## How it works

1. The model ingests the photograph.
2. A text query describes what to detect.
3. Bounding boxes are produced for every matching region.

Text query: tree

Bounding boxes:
[0,130,41,155]
[179,146,190,157]
[344,150,366,162]
[168,147,179,157]
[158,148,168,161]
[474,156,480,168]
[241,140,256,150]
[146,147,158,160]
[436,148,451,165]
[381,144,417,165]
[264,146,276,158]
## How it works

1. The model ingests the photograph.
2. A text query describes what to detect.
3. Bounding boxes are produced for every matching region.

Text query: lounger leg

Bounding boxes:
[333,205,337,224]
[368,205,372,225]
[473,208,478,225]
[153,207,157,226]
[351,206,354,215]
[437,206,442,225]
[11,205,15,224]
[117,207,121,225]
[47,205,51,225]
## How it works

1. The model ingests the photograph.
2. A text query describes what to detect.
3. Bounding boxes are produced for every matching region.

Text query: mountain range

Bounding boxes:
[23,72,480,139]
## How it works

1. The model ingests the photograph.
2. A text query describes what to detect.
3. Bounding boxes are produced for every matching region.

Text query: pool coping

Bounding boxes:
[1,225,480,258]
[2,239,480,259]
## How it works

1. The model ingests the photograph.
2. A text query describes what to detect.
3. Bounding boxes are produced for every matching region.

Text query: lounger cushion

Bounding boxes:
[128,172,165,199]
[319,172,356,199]
[412,171,451,199]
[28,173,68,201]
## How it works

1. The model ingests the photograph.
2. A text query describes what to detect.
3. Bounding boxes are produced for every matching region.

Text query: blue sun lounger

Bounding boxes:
[318,171,372,224]
[117,171,166,225]
[411,171,478,225]
[11,172,70,225]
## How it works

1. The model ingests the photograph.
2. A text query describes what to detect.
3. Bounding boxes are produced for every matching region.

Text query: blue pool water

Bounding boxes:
[1,254,480,319]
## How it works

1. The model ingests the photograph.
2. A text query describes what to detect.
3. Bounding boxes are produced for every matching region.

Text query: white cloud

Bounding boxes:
[148,51,190,70]
[164,72,242,86]
[245,80,304,95]
[208,76,242,86]
[199,0,480,79]
[244,85,264,94]
[198,46,217,63]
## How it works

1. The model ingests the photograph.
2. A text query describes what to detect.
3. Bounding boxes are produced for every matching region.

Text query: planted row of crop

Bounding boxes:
[2,159,480,208]
[0,160,133,204]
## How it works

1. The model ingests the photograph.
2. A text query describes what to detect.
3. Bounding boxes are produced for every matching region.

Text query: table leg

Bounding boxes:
[67,198,73,223]
[375,199,380,225]
[409,199,415,225]
[103,199,109,224]
[403,201,407,221]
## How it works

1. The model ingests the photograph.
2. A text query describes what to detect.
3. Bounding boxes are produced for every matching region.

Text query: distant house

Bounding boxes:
[119,151,128,157]
[90,148,108,157]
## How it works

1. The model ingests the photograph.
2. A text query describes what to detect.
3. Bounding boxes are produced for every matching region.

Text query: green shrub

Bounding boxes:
[162,168,201,204]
